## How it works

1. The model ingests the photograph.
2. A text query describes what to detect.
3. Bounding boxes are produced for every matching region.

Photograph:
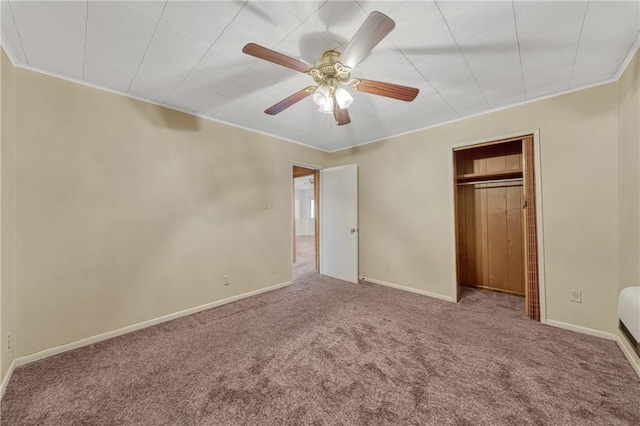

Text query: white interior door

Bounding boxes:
[320,164,358,283]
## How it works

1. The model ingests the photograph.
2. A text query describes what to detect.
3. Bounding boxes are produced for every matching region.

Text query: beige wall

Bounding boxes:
[1,49,16,381]
[10,65,329,358]
[618,50,640,292]
[331,82,621,334]
[617,49,640,366]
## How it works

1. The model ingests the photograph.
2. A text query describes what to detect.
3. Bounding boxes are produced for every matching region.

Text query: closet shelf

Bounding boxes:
[456,169,522,184]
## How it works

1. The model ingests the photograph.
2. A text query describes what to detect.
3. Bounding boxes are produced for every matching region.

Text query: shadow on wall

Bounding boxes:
[129,99,202,132]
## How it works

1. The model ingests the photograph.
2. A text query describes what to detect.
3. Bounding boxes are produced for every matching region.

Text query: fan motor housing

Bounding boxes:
[308,50,351,85]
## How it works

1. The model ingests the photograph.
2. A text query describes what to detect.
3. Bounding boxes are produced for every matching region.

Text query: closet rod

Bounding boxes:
[456,177,523,186]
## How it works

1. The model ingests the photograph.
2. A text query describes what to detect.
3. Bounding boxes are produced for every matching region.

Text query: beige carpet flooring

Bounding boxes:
[2,252,639,424]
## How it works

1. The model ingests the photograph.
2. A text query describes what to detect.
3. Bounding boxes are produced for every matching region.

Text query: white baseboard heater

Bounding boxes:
[619,286,640,357]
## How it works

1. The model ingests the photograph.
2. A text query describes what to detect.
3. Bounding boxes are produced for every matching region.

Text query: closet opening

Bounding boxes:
[453,135,541,321]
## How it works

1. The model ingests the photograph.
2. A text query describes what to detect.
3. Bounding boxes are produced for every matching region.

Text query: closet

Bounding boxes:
[455,140,525,296]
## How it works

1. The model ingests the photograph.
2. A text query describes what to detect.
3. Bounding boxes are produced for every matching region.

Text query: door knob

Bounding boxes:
[350,228,358,234]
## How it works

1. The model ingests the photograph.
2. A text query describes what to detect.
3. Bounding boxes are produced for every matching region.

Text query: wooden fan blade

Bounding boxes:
[333,97,351,126]
[354,79,419,102]
[242,43,310,73]
[340,11,395,68]
[265,89,311,115]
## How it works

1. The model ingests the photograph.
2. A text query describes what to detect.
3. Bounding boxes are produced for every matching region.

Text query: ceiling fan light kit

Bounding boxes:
[312,85,353,114]
[308,50,354,113]
[242,11,419,126]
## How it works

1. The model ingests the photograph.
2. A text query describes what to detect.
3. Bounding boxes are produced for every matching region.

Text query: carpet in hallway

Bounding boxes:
[294,235,316,277]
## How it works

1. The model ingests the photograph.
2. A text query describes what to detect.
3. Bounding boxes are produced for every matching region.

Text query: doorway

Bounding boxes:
[291,163,360,284]
[293,166,319,278]
[453,134,543,321]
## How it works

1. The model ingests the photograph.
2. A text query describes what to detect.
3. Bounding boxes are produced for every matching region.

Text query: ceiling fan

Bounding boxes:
[242,11,419,126]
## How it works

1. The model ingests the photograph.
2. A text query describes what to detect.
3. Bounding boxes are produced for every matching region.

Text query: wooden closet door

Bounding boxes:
[456,181,524,295]
[486,183,508,290]
[486,182,524,295]
[473,183,489,287]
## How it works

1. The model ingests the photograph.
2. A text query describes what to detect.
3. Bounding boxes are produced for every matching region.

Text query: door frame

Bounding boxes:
[448,129,547,323]
[292,162,321,275]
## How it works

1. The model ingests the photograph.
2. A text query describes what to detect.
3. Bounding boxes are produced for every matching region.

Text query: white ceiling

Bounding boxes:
[1,1,638,152]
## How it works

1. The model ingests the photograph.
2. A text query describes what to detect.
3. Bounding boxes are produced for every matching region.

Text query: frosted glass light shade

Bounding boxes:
[335,87,353,109]
[319,101,333,114]
[313,85,330,106]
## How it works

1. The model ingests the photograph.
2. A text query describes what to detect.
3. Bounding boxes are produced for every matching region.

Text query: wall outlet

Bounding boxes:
[385,262,391,272]
[223,274,230,286]
[6,333,11,351]
[570,290,582,303]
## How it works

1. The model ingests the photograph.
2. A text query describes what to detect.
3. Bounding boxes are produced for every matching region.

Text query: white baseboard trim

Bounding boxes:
[616,334,640,379]
[360,277,455,302]
[11,281,292,370]
[1,359,16,399]
[546,319,616,341]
